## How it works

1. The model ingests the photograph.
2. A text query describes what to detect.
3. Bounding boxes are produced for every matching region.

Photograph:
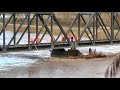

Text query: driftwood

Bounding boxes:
[84,48,106,59]
[51,48,106,59]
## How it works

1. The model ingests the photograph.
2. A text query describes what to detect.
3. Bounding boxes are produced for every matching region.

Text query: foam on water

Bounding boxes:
[77,44,120,55]
[0,56,37,71]
[65,44,120,55]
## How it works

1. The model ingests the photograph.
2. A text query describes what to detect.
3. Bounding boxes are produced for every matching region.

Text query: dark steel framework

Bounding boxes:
[0,12,120,52]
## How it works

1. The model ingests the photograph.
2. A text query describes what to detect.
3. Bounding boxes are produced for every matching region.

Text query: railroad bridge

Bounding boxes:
[0,12,120,52]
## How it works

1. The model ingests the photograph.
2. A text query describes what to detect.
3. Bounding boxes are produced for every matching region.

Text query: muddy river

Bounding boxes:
[0,31,120,78]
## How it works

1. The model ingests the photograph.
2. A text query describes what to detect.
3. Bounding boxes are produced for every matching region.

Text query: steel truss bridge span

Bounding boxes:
[0,12,120,52]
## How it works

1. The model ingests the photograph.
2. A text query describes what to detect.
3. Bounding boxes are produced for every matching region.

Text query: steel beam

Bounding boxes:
[114,15,120,39]
[6,15,28,50]
[0,14,13,35]
[13,14,16,45]
[78,14,80,43]
[53,31,62,44]
[3,14,5,51]
[96,15,98,40]
[96,15,110,40]
[111,12,114,43]
[54,14,78,44]
[39,31,47,43]
[16,15,36,44]
[31,15,51,46]
[80,15,93,39]
[36,14,39,44]
[93,15,95,44]
[51,15,54,48]
[52,13,70,44]
[97,14,111,38]
[1,12,120,52]
[28,13,31,50]
[38,15,52,37]
[78,12,94,15]
[66,14,78,36]
[79,13,95,41]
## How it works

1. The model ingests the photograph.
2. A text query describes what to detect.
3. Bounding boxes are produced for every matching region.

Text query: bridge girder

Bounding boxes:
[0,12,120,52]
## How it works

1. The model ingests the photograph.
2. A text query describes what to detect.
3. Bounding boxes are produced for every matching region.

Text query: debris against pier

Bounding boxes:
[50,48,107,59]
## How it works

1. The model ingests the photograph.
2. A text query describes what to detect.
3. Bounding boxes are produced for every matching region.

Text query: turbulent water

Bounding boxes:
[0,31,52,71]
[0,31,90,71]
[0,31,120,78]
[0,56,36,71]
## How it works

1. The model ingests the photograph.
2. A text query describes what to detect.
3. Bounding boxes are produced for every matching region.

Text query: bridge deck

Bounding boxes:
[0,40,120,52]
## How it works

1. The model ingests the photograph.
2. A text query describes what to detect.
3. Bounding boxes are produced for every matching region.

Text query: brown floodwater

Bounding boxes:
[0,56,114,78]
